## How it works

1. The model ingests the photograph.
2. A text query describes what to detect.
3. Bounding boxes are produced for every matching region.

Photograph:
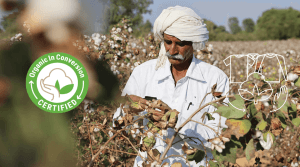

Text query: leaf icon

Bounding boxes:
[60,84,74,94]
[55,80,60,90]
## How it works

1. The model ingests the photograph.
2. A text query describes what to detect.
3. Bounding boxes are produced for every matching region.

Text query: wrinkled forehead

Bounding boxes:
[163,32,192,43]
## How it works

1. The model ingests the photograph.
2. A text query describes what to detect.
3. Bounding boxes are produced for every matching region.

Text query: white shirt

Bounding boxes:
[113,55,229,167]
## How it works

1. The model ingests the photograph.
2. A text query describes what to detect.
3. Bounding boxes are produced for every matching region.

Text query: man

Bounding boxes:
[114,6,229,167]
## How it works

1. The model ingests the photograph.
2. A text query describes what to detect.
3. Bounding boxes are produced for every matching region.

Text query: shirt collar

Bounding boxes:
[155,55,206,81]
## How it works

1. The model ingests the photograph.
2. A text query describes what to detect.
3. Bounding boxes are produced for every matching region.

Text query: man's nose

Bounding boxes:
[168,43,179,55]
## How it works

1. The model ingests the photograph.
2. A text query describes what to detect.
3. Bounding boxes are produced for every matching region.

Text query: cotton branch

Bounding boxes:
[158,94,236,164]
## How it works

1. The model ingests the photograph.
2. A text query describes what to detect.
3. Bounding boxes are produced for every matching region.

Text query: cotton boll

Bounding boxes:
[131,42,136,48]
[132,56,136,60]
[128,27,132,33]
[94,38,101,46]
[207,44,213,52]
[116,27,121,32]
[94,128,100,132]
[143,41,147,46]
[134,61,140,67]
[113,36,119,41]
[108,131,113,138]
[215,145,223,153]
[255,130,262,138]
[133,122,139,129]
[127,63,131,67]
[287,73,298,82]
[120,63,125,68]
[142,49,146,53]
[126,53,131,58]
[110,65,117,71]
[113,70,120,75]
[131,66,134,71]
[259,133,273,150]
[291,162,299,167]
[161,130,168,136]
[262,101,269,107]
[147,132,154,138]
[112,27,116,31]
[93,45,98,50]
[101,35,106,40]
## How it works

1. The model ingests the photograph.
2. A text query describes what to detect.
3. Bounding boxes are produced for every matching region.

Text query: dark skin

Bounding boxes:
[129,33,194,111]
[163,33,193,85]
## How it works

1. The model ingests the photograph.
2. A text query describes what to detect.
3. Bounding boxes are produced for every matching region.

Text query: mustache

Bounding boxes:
[165,52,184,60]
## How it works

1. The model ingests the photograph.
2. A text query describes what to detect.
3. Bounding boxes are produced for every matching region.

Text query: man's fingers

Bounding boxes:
[128,95,148,104]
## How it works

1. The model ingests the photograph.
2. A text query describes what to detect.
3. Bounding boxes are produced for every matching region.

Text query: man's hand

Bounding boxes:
[126,95,149,113]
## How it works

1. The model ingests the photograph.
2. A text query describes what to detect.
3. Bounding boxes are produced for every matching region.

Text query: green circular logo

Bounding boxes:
[26,52,89,113]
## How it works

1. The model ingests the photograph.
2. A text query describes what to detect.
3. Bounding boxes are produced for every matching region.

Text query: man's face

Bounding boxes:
[163,33,193,66]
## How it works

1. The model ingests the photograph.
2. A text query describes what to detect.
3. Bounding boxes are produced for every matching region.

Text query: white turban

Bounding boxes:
[153,5,209,70]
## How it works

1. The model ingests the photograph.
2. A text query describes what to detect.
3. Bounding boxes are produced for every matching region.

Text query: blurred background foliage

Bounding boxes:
[98,0,153,38]
[0,42,78,167]
[0,11,19,39]
[1,2,300,41]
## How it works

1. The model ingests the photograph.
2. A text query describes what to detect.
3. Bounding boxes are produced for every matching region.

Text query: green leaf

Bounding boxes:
[105,54,113,59]
[248,103,257,117]
[245,139,255,161]
[187,150,205,163]
[225,119,252,139]
[209,161,219,167]
[55,80,60,90]
[205,112,215,120]
[290,103,297,114]
[254,112,264,122]
[292,118,300,126]
[77,123,83,128]
[256,120,267,131]
[143,136,155,148]
[125,58,130,63]
[228,95,246,115]
[60,84,74,94]
[212,140,238,164]
[263,132,275,142]
[253,73,260,79]
[214,106,246,119]
[231,138,243,148]
[295,78,300,87]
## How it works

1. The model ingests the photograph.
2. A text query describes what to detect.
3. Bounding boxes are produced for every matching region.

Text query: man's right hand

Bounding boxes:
[126,95,149,113]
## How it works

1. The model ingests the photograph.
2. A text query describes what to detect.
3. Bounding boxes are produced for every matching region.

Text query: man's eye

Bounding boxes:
[176,42,185,47]
[165,40,172,44]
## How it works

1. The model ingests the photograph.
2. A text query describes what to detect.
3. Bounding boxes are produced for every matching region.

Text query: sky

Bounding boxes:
[1,0,300,34]
[142,0,300,32]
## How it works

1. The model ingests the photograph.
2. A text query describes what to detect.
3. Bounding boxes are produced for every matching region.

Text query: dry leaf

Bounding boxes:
[271,117,281,130]
[211,83,217,93]
[171,162,182,167]
[213,91,223,98]
[293,66,300,76]
[255,101,262,111]
[102,118,107,126]
[148,149,161,161]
